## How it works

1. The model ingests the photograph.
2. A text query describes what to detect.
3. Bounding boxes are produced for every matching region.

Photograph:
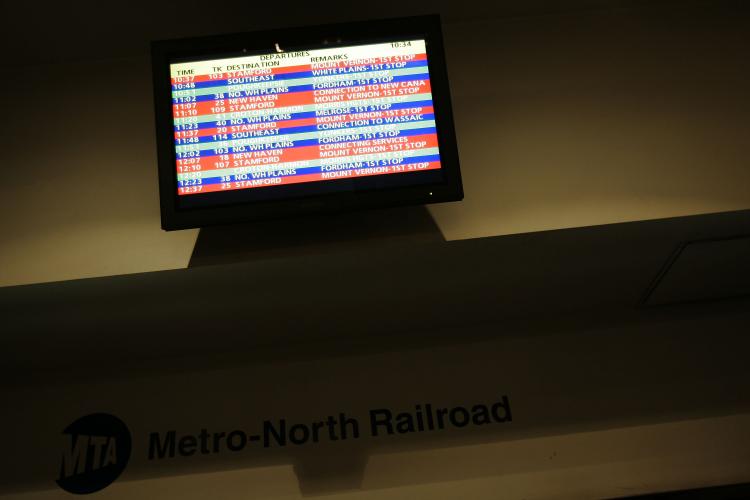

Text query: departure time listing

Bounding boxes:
[170,40,441,196]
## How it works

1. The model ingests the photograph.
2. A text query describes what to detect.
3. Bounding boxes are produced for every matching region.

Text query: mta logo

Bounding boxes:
[57,414,131,495]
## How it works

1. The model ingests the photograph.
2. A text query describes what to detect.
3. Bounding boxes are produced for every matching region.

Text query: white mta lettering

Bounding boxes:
[61,435,88,478]
[60,435,118,478]
[103,438,118,466]
[89,436,108,469]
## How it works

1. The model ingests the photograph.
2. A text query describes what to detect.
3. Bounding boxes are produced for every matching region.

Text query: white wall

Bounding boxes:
[0,58,198,287]
[1,4,749,499]
[432,6,750,238]
[4,416,750,500]
[2,305,750,498]
[1,3,748,287]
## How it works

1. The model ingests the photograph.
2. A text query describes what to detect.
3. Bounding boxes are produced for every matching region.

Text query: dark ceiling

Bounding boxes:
[0,0,718,68]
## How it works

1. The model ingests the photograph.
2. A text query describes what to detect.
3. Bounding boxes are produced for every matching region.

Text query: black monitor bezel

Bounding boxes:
[151,15,462,231]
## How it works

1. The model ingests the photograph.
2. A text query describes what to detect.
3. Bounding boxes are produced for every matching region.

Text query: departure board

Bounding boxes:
[170,40,441,197]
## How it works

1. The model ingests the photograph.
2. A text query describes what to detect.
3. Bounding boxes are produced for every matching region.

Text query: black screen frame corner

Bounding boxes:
[151,14,463,231]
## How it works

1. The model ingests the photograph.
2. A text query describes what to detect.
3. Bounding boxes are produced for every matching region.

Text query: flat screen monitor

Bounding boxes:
[152,15,462,230]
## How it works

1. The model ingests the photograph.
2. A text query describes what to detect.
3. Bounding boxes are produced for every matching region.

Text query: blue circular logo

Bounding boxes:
[57,413,132,495]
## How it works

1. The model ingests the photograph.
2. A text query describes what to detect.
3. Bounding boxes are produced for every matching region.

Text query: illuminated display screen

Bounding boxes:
[170,40,441,197]
[152,16,462,230]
